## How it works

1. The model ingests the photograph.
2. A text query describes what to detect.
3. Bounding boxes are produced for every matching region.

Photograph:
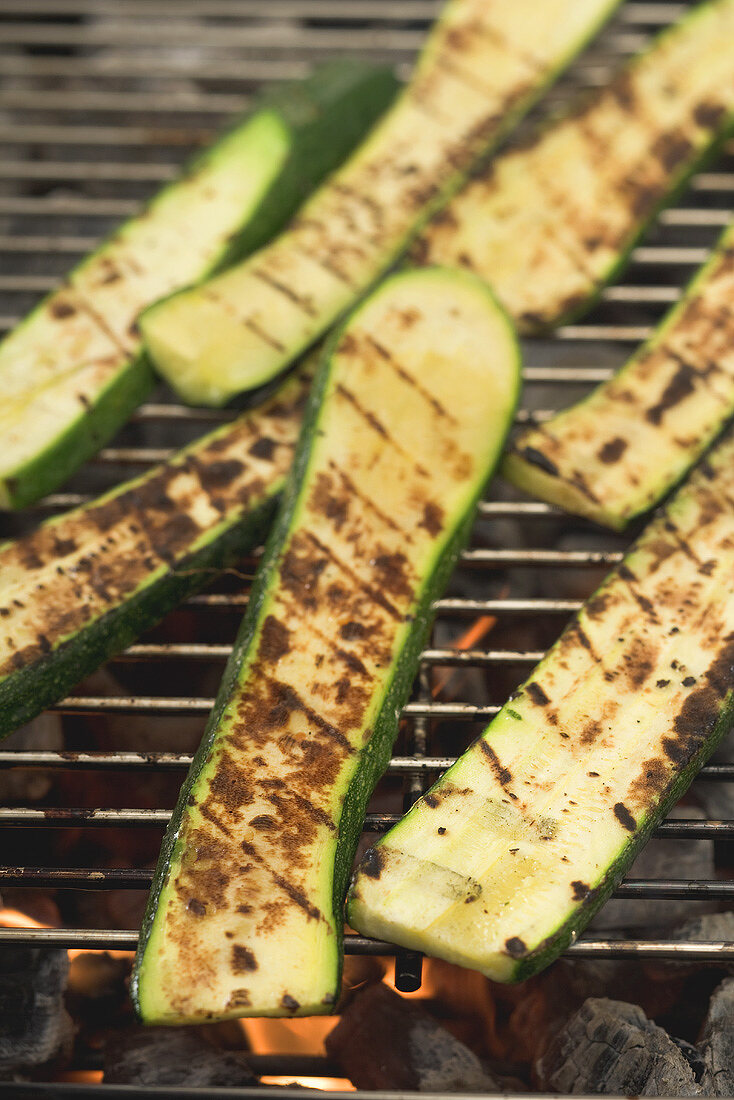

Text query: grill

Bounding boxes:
[0,0,733,1095]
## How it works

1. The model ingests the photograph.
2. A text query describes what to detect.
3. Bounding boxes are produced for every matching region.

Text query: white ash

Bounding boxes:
[699,977,734,1096]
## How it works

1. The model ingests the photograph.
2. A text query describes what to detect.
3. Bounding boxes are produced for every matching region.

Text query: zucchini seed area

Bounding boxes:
[349,434,734,981]
[141,0,619,405]
[133,269,519,1022]
[503,222,734,529]
[415,0,734,332]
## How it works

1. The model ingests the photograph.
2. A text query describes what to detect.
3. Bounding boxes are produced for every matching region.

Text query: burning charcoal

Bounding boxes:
[103,1027,258,1087]
[0,948,72,1076]
[590,807,717,931]
[700,978,734,1096]
[536,997,704,1096]
[326,981,502,1092]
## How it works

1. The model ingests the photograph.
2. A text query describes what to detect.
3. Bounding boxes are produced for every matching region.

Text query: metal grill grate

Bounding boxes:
[0,0,734,1092]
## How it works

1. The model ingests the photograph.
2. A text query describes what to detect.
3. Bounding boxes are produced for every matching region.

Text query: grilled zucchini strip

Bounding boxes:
[503,221,734,530]
[414,0,734,332]
[0,368,310,740]
[141,0,620,406]
[0,61,397,509]
[132,268,520,1023]
[349,434,734,983]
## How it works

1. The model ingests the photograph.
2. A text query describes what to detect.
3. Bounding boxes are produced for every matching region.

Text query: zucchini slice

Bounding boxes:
[413,0,734,333]
[131,268,520,1023]
[0,61,398,509]
[348,433,734,983]
[140,0,620,406]
[502,220,734,530]
[0,366,311,740]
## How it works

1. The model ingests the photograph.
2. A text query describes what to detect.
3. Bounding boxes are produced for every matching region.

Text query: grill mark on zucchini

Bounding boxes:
[503,217,734,529]
[0,368,309,733]
[133,268,520,1021]
[414,0,734,334]
[349,427,734,983]
[141,0,621,406]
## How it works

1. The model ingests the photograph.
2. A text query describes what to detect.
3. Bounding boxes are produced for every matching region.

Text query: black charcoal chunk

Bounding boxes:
[326,981,502,1092]
[0,948,72,1076]
[537,997,703,1096]
[700,978,734,1096]
[103,1027,258,1087]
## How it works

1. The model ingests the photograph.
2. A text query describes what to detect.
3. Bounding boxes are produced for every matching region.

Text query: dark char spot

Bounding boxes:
[526,681,550,707]
[520,446,559,477]
[598,437,628,464]
[613,802,636,832]
[360,847,385,880]
[231,945,258,973]
[505,936,528,958]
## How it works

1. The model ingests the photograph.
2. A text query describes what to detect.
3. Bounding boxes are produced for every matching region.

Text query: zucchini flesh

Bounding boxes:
[502,221,734,530]
[132,268,520,1023]
[0,61,398,509]
[140,0,620,406]
[0,366,311,740]
[348,434,734,983]
[413,0,734,333]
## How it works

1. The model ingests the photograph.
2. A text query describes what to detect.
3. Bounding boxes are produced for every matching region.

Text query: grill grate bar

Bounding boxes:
[0,867,727,899]
[0,0,689,22]
[1,750,733,782]
[0,808,728,837]
[0,925,725,962]
[113,641,547,664]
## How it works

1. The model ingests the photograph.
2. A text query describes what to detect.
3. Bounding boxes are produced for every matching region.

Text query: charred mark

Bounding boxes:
[186,898,207,917]
[372,551,414,603]
[580,719,603,745]
[243,317,286,353]
[628,757,669,806]
[231,945,258,973]
[571,881,590,901]
[683,676,697,688]
[335,646,369,679]
[328,461,407,537]
[340,621,368,642]
[424,793,440,808]
[613,802,636,832]
[694,102,728,130]
[598,437,628,464]
[526,681,550,707]
[49,297,77,320]
[281,994,300,1013]
[336,382,430,478]
[249,436,277,462]
[304,531,403,622]
[650,133,694,174]
[309,471,349,530]
[259,615,291,663]
[519,445,559,477]
[270,871,322,922]
[250,267,317,317]
[360,847,385,880]
[261,675,353,753]
[657,679,670,689]
[192,458,244,492]
[645,362,697,426]
[479,740,512,787]
[364,334,457,424]
[505,936,528,959]
[419,501,444,537]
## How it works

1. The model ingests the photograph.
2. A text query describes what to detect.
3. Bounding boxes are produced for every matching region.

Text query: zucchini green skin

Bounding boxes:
[0,60,398,509]
[413,0,734,334]
[132,267,521,1023]
[0,366,311,740]
[140,0,621,406]
[349,430,734,982]
[502,220,734,531]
